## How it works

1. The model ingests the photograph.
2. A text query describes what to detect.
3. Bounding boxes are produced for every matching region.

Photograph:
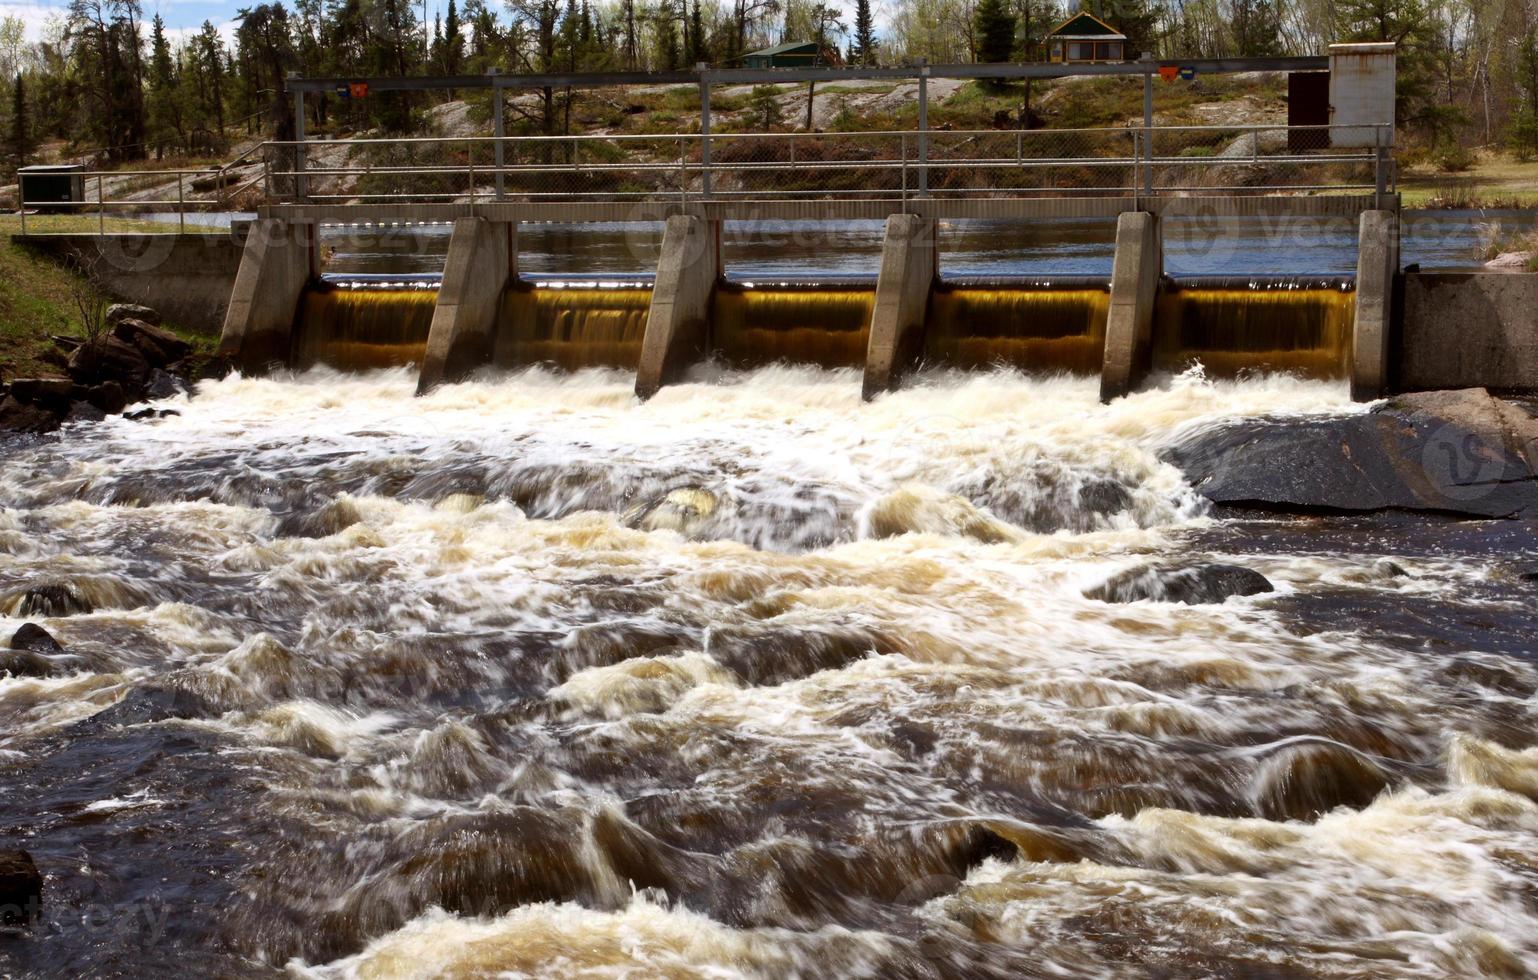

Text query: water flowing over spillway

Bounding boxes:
[3,367,1538,978]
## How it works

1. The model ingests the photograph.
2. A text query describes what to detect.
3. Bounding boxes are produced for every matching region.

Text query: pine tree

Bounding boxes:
[147,13,179,156]
[973,0,1015,64]
[1231,0,1282,57]
[688,0,707,65]
[443,0,465,74]
[850,0,877,66]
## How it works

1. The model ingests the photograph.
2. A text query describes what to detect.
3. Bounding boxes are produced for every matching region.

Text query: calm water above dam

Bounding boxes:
[3,367,1538,977]
[319,211,1538,280]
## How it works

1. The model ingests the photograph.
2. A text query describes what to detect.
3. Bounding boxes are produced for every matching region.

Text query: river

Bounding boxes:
[2,366,1537,977]
[316,211,1538,280]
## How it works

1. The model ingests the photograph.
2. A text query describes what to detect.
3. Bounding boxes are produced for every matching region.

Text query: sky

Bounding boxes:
[3,0,869,50]
[3,0,241,42]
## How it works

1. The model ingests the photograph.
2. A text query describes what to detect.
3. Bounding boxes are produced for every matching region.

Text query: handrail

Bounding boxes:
[15,122,1396,234]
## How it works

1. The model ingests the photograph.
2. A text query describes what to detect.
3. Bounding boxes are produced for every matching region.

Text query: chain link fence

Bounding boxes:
[261,124,1390,205]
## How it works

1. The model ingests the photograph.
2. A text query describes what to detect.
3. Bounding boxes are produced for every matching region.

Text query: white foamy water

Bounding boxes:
[2,367,1535,978]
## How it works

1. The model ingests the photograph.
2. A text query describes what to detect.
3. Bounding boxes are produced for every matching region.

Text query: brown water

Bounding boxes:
[924,283,1109,373]
[291,285,437,370]
[495,283,653,371]
[297,278,1354,384]
[713,283,875,369]
[1153,282,1355,380]
[2,368,1537,978]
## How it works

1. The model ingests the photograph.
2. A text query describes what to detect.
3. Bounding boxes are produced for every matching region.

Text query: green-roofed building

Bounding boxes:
[743,41,842,69]
[1046,11,1129,64]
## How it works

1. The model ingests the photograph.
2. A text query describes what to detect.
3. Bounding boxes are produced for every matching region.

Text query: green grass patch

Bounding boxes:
[0,216,217,382]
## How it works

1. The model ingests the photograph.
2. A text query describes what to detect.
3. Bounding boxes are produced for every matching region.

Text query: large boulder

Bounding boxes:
[105,302,162,327]
[1163,388,1538,519]
[0,396,61,434]
[11,623,63,654]
[6,378,82,413]
[1085,562,1274,605]
[112,318,191,367]
[0,850,42,925]
[67,335,152,389]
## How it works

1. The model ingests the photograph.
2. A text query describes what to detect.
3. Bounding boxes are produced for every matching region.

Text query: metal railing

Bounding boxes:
[16,123,1394,232]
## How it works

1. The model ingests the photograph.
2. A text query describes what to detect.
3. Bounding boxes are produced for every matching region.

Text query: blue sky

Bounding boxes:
[5,0,244,42]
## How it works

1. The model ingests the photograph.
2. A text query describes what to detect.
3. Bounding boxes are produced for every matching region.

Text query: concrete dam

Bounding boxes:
[219,213,1369,401]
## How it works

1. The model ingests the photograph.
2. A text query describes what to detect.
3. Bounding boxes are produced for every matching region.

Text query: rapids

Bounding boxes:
[2,367,1537,978]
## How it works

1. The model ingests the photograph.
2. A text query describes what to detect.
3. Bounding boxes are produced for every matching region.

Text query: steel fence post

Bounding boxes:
[491,69,505,201]
[291,73,307,203]
[698,64,712,199]
[918,62,929,198]
[1141,55,1155,199]
[178,172,185,232]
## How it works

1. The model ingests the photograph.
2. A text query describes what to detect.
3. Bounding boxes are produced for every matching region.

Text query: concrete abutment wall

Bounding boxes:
[217,219,315,372]
[418,218,516,394]
[635,215,722,400]
[1100,212,1162,403]
[1351,210,1399,401]
[863,215,938,401]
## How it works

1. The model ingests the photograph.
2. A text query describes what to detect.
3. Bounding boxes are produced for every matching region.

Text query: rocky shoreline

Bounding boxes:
[1165,387,1538,520]
[0,304,227,435]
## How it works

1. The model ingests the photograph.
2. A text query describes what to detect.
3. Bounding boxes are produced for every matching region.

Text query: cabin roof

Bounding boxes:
[1046,11,1126,40]
[746,41,824,57]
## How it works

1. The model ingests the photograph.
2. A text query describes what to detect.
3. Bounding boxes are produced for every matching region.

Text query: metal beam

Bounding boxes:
[282,57,1330,94]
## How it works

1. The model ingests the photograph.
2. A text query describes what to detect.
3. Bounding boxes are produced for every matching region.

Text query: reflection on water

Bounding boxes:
[317,211,1535,281]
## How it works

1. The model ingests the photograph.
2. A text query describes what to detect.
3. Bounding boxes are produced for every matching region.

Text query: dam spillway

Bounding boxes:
[286,273,1355,383]
[221,213,1382,399]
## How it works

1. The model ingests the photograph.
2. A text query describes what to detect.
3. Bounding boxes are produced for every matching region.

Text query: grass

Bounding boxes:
[1399,149,1538,208]
[3,213,224,235]
[0,216,217,382]
[1476,221,1538,271]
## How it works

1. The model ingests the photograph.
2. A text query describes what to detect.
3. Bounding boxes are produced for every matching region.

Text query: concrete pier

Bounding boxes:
[1350,210,1399,401]
[862,215,937,400]
[217,219,313,372]
[636,215,721,400]
[417,218,516,394]
[1100,212,1162,402]
[1399,272,1538,392]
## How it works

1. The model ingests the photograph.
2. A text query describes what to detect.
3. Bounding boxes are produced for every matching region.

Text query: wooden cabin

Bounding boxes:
[1046,11,1129,64]
[743,41,843,69]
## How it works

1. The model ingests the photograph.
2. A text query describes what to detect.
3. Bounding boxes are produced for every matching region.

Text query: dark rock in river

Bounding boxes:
[6,377,81,412]
[0,649,56,678]
[91,685,216,726]
[1163,388,1538,519]
[6,624,63,675]
[67,336,152,390]
[0,395,61,434]
[143,369,184,401]
[10,583,93,617]
[0,850,42,925]
[11,623,64,654]
[1086,563,1274,605]
[65,400,107,424]
[86,381,127,415]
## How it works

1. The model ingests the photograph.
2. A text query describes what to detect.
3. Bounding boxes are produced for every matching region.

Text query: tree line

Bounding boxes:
[2,0,1537,172]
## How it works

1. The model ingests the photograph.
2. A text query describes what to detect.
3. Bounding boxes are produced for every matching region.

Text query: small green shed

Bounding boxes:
[743,41,840,69]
